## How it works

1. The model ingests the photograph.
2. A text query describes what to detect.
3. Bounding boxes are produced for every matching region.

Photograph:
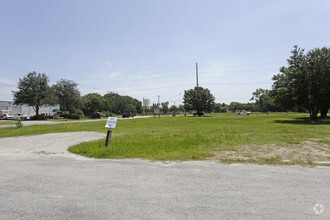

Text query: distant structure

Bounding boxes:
[142,98,151,115]
[143,98,151,108]
[0,101,59,119]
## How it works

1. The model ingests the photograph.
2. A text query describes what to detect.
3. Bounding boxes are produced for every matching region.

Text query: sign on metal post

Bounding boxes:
[105,117,117,147]
[105,117,117,128]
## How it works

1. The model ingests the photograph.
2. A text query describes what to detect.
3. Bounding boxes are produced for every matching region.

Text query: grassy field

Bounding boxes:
[1,113,329,165]
[0,121,16,125]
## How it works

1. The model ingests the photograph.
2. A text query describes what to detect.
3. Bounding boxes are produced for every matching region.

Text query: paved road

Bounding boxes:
[0,133,329,219]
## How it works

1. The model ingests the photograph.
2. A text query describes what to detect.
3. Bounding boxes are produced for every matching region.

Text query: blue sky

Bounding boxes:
[1,0,330,105]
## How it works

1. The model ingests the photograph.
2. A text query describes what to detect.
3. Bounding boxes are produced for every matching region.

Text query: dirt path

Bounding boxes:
[0,132,105,157]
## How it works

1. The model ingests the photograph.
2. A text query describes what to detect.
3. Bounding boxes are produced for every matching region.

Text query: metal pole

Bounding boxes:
[105,128,112,147]
[196,62,199,87]
[143,98,145,115]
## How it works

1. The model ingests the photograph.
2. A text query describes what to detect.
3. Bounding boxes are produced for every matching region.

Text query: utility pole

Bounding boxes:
[157,95,160,118]
[143,97,145,115]
[196,62,199,87]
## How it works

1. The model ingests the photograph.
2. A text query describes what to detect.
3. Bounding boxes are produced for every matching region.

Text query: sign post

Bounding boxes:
[105,117,117,147]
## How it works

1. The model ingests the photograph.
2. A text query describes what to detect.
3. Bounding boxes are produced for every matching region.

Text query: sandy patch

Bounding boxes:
[207,139,330,164]
[0,132,106,157]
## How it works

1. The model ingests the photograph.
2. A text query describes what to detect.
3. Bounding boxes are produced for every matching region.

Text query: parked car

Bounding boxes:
[236,110,251,115]
[2,113,14,120]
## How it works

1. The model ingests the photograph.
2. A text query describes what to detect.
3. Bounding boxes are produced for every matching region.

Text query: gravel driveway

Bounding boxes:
[0,132,105,157]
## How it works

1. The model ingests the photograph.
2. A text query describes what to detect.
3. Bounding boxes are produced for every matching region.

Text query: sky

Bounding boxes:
[1,0,330,106]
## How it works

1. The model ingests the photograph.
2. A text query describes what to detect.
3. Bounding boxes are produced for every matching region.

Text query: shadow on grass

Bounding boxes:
[272,117,330,125]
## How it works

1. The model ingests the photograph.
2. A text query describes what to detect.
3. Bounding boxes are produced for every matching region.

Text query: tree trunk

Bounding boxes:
[35,105,39,116]
[320,109,328,118]
[309,106,318,121]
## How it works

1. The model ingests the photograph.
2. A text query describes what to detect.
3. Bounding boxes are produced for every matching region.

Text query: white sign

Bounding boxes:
[105,117,118,128]
[154,108,160,114]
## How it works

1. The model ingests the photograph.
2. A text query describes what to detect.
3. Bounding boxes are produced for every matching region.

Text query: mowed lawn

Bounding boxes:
[1,113,329,165]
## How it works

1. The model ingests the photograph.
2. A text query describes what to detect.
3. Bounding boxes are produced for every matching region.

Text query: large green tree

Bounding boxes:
[183,86,215,116]
[13,72,55,116]
[81,93,105,115]
[104,92,142,114]
[272,46,330,120]
[52,79,81,115]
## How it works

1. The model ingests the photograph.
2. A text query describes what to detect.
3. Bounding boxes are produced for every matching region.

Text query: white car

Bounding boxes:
[236,110,251,115]
[2,113,14,119]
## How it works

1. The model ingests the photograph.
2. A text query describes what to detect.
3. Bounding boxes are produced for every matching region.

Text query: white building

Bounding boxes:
[0,101,60,119]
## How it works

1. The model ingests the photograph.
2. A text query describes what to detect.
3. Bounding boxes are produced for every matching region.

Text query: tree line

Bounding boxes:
[12,73,142,117]
[12,46,329,120]
[183,46,329,120]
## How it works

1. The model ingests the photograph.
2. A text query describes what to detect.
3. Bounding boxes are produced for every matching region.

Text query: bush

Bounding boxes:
[66,115,81,120]
[16,119,23,128]
[89,112,101,119]
[75,109,84,116]
[30,115,47,120]
[106,112,116,117]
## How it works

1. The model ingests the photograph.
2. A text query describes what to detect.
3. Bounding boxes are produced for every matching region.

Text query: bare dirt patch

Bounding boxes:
[0,132,106,157]
[207,138,330,165]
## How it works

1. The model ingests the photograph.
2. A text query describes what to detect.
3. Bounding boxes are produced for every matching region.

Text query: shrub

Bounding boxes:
[89,113,101,119]
[66,115,81,120]
[106,112,116,117]
[75,109,84,116]
[30,115,47,120]
[16,119,23,128]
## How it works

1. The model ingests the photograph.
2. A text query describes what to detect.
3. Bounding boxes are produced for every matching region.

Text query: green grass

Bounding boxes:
[1,113,329,165]
[0,121,16,125]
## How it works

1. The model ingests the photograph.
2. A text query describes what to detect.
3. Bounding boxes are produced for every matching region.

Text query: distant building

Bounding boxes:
[143,98,151,108]
[0,101,60,119]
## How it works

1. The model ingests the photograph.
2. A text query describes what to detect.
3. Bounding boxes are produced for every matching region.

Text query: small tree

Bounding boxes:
[13,72,55,116]
[183,86,215,116]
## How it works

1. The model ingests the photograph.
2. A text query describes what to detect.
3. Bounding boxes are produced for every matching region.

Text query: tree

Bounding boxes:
[250,88,274,112]
[161,102,169,114]
[104,92,142,114]
[52,79,81,115]
[169,105,178,113]
[213,103,227,113]
[81,93,105,115]
[13,72,55,116]
[183,86,215,116]
[272,46,330,120]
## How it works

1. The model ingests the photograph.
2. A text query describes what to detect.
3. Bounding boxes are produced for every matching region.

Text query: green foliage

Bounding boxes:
[183,86,215,116]
[75,109,84,116]
[30,115,47,120]
[81,93,105,115]
[161,102,169,114]
[106,112,116,117]
[16,119,23,128]
[52,79,81,115]
[64,115,81,120]
[12,72,55,116]
[250,88,275,112]
[272,46,330,120]
[1,113,329,165]
[213,103,228,113]
[104,92,142,114]
[228,102,256,112]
